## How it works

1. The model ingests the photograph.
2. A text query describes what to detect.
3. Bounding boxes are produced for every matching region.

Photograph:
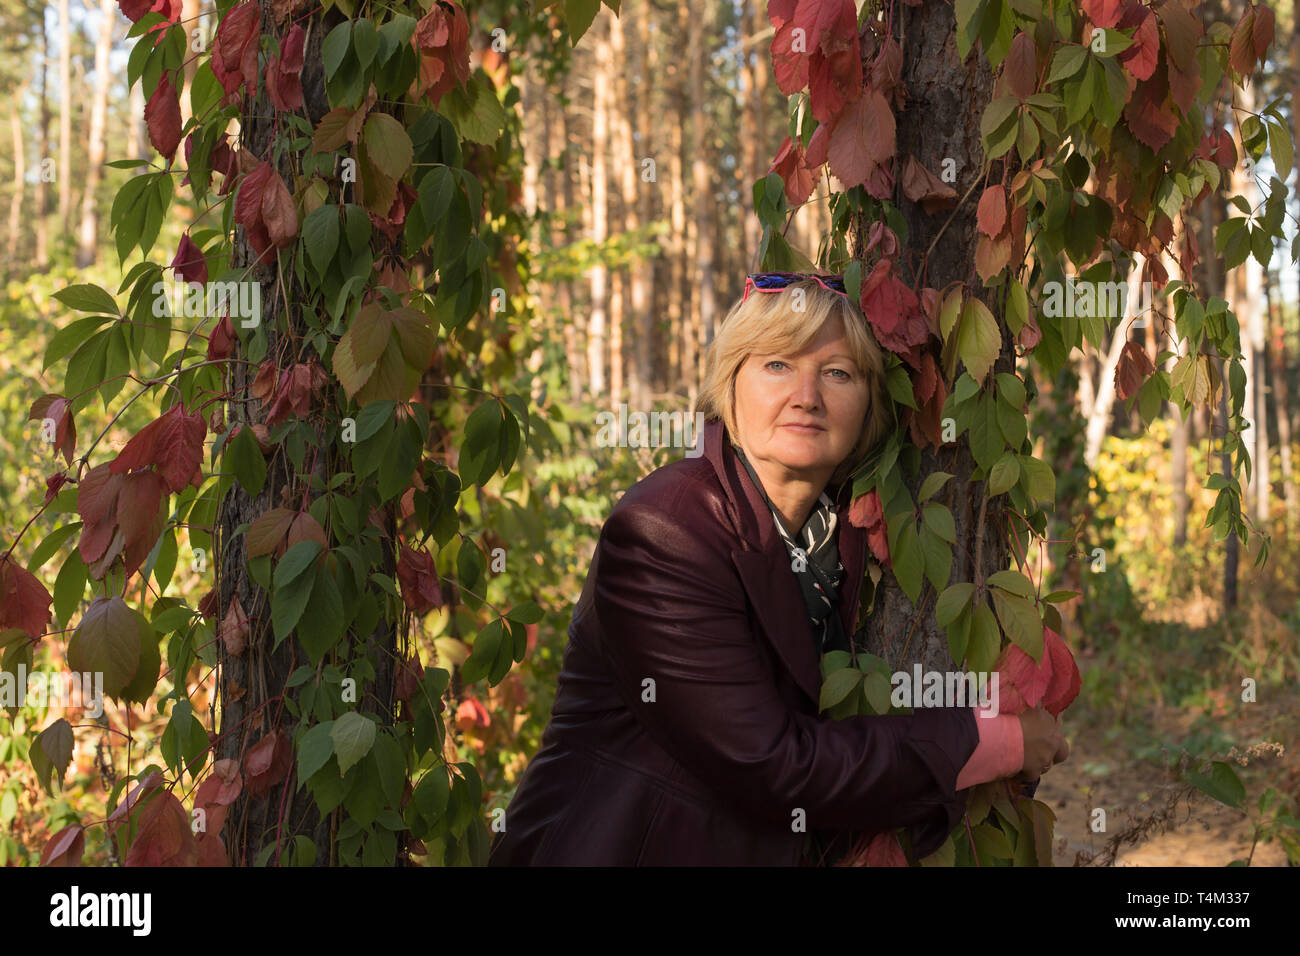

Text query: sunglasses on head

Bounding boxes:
[742,271,848,303]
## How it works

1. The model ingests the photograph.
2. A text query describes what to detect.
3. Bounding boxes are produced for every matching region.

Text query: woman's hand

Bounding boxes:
[1016,707,1069,780]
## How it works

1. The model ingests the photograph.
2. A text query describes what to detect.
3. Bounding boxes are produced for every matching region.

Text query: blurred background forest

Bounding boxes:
[0,0,1297,865]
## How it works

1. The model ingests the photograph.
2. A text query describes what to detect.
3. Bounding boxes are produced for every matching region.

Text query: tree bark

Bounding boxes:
[7,81,28,278]
[35,22,49,269]
[860,2,1008,676]
[215,3,398,866]
[58,0,72,240]
[76,0,116,268]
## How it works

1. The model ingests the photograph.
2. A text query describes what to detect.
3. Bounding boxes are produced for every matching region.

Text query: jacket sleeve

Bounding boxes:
[587,501,978,854]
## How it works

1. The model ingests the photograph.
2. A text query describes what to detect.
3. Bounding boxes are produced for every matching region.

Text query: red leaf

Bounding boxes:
[1081,0,1123,29]
[219,596,248,656]
[106,770,164,834]
[1117,8,1159,82]
[977,184,1008,238]
[194,758,243,808]
[109,403,207,494]
[804,0,862,124]
[1002,32,1038,100]
[847,488,890,567]
[769,16,811,96]
[1040,627,1081,716]
[0,555,53,641]
[172,233,208,286]
[864,831,908,866]
[40,825,86,866]
[29,394,76,467]
[455,697,490,731]
[1228,7,1257,77]
[994,625,1081,717]
[826,89,894,188]
[267,25,306,111]
[262,170,298,248]
[243,731,292,797]
[214,1,261,97]
[1115,340,1155,401]
[859,259,930,355]
[410,1,471,107]
[804,121,831,168]
[145,72,182,161]
[1251,4,1274,60]
[395,653,425,702]
[901,156,957,215]
[207,315,236,362]
[264,363,319,426]
[396,545,444,616]
[1124,66,1178,152]
[770,135,815,206]
[125,792,198,866]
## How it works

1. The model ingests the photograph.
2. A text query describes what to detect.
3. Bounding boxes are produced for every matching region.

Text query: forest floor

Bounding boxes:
[1036,674,1298,866]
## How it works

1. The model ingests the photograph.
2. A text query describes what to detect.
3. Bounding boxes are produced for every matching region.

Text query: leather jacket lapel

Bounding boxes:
[702,418,870,708]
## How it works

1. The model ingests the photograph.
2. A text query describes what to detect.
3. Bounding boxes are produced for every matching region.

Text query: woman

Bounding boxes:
[489,274,1069,866]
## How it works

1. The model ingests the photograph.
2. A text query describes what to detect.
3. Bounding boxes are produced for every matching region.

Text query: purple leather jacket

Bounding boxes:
[489,418,978,866]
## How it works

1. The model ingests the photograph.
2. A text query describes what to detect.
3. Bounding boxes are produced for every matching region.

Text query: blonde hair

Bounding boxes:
[698,278,893,489]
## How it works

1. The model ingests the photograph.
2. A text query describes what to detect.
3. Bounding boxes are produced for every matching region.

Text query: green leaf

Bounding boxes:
[936,582,975,627]
[917,471,953,503]
[988,569,1035,598]
[226,423,267,496]
[987,453,1020,496]
[331,712,377,776]
[920,525,953,592]
[957,298,1001,385]
[1017,455,1056,505]
[819,667,863,712]
[886,362,918,409]
[53,284,120,316]
[1185,760,1245,810]
[302,204,340,279]
[922,501,956,543]
[322,21,352,81]
[1045,44,1088,83]
[274,541,323,590]
[992,589,1043,660]
[31,719,74,795]
[967,603,1000,672]
[298,564,346,664]
[505,600,543,624]
[892,519,924,605]
[297,721,336,785]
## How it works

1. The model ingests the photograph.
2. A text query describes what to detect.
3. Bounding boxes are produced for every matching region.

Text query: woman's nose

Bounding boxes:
[789,370,822,409]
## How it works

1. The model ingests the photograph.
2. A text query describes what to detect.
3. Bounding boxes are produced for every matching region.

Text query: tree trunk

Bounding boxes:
[7,81,28,278]
[1231,78,1264,529]
[35,23,49,269]
[58,0,72,241]
[1268,282,1297,531]
[686,0,715,407]
[76,0,116,268]
[860,2,1008,674]
[215,2,399,866]
[179,0,203,129]
[586,18,610,399]
[1083,254,1143,468]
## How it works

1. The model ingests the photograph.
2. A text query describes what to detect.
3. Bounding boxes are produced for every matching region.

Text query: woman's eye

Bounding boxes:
[764,360,788,371]
[828,368,851,380]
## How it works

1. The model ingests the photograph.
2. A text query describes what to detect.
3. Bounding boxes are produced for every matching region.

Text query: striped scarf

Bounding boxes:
[734,444,849,654]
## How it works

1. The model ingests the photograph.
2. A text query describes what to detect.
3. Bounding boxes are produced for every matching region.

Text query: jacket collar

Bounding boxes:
[700,418,867,706]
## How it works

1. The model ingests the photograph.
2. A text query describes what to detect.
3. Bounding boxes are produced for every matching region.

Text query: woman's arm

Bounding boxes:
[588,500,979,852]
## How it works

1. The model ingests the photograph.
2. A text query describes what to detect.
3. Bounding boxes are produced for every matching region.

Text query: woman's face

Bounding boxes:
[732,314,870,489]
